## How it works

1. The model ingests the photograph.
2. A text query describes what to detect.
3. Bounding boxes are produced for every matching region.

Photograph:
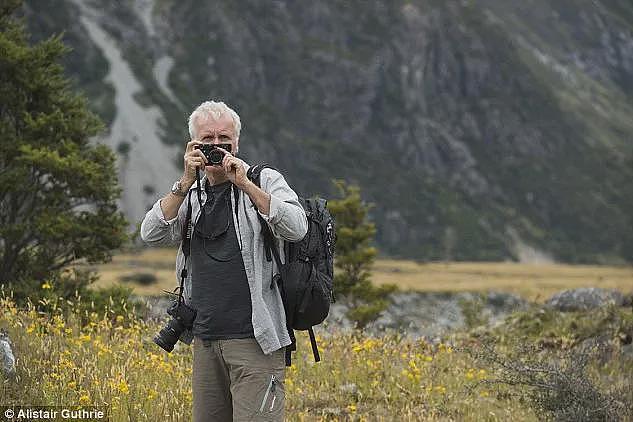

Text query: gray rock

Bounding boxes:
[545,288,625,312]
[0,330,16,378]
[316,290,530,341]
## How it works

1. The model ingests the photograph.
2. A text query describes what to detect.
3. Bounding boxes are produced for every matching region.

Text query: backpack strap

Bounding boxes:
[246,163,283,267]
[308,327,321,362]
[247,163,279,189]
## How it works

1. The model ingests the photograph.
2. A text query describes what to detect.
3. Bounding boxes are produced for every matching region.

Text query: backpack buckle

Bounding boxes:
[270,273,281,289]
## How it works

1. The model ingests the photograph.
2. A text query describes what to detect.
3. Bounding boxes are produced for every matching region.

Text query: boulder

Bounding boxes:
[0,330,16,378]
[545,288,625,312]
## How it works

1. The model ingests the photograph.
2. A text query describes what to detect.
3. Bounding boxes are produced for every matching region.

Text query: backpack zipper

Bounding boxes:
[259,374,276,413]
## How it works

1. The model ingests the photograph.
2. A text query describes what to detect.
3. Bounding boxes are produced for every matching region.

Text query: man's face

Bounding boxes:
[193,113,239,177]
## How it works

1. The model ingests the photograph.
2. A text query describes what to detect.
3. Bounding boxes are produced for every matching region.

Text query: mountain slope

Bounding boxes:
[19,0,633,264]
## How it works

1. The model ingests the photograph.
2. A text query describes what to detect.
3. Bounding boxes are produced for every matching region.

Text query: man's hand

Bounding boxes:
[216,147,249,189]
[214,146,272,215]
[182,140,208,189]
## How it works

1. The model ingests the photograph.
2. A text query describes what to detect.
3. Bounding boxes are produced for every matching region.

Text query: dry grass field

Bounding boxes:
[371,259,633,302]
[83,247,633,301]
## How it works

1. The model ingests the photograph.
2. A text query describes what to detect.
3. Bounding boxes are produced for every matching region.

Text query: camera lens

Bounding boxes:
[153,318,184,352]
[209,149,224,165]
[154,301,196,353]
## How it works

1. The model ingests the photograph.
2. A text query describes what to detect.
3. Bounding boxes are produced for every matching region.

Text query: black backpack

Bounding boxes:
[247,163,336,366]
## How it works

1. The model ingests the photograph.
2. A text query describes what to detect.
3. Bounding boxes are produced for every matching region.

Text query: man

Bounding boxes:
[140,100,308,421]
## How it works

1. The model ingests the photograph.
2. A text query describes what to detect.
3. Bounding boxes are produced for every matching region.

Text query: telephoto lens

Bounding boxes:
[153,300,197,352]
[153,318,185,352]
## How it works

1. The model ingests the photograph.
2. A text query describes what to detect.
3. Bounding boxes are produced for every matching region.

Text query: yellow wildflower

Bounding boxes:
[434,385,446,394]
[117,380,130,395]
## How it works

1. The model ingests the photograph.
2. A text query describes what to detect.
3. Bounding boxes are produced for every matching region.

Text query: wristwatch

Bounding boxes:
[170,179,187,197]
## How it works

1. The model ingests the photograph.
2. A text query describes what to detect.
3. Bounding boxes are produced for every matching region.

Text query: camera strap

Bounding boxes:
[178,168,242,304]
[177,167,204,304]
[178,186,194,305]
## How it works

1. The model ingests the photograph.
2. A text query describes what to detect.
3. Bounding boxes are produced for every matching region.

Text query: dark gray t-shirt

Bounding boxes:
[190,179,254,342]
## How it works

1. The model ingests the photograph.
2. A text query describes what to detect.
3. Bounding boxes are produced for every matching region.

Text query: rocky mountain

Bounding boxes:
[18,0,633,264]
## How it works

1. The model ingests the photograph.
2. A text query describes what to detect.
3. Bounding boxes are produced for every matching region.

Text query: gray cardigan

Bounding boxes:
[140,161,308,355]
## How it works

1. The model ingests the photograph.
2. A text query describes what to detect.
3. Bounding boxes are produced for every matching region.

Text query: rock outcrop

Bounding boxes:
[545,287,626,312]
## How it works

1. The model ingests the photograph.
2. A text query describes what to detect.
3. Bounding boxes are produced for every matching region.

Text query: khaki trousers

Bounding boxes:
[192,336,286,422]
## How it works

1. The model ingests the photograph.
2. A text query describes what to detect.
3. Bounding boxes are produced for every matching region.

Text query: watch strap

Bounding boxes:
[171,180,187,197]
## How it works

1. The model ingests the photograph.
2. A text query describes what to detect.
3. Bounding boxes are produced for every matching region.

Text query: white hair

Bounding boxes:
[188,100,242,140]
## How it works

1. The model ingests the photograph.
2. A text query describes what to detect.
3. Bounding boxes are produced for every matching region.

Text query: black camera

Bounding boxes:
[153,299,197,352]
[195,143,232,166]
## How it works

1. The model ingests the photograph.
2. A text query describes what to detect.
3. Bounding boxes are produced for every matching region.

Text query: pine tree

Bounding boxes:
[328,179,397,328]
[0,0,128,303]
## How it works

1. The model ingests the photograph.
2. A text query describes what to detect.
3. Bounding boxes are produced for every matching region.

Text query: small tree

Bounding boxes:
[0,1,128,305]
[328,179,397,328]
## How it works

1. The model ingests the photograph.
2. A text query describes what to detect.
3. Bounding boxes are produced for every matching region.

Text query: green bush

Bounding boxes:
[461,334,632,421]
[119,272,158,286]
[1,269,143,327]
